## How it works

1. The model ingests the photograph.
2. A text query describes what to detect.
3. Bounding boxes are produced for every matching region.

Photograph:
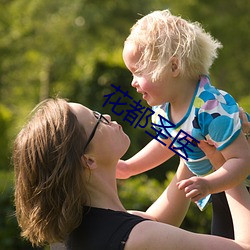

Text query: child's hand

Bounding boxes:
[116,160,131,179]
[177,176,211,202]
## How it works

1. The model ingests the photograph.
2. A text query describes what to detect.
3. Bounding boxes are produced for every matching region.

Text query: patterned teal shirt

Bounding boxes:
[152,75,247,178]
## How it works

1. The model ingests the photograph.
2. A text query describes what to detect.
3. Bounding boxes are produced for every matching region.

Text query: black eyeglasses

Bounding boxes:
[84,111,110,151]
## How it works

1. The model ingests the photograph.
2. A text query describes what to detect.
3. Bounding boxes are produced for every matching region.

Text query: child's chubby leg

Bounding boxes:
[144,158,194,227]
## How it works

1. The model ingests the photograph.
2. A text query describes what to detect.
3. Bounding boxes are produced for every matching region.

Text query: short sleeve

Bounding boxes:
[197,90,241,150]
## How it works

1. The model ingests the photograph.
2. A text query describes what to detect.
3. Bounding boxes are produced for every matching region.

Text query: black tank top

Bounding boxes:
[66,206,148,250]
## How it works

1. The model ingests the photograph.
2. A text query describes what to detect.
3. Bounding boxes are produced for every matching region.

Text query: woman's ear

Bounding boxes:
[82,155,97,169]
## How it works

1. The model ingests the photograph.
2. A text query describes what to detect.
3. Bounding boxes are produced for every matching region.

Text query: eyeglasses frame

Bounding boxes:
[83,111,109,151]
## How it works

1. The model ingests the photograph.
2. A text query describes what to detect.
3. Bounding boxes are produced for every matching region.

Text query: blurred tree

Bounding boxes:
[0,104,12,170]
[185,0,250,100]
[1,0,249,150]
[239,95,250,111]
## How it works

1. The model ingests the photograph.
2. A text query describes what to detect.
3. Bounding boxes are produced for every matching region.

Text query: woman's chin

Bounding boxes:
[121,136,131,156]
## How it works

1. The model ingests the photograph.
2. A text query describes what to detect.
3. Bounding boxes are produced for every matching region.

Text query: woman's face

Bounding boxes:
[68,103,130,161]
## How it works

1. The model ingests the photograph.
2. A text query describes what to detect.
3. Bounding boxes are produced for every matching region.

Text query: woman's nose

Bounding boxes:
[103,114,112,122]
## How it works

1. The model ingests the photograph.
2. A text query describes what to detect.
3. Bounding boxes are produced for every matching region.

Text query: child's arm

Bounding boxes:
[116,138,175,179]
[178,132,250,201]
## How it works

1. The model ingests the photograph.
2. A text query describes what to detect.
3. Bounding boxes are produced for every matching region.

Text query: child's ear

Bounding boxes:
[171,57,180,76]
[171,63,177,72]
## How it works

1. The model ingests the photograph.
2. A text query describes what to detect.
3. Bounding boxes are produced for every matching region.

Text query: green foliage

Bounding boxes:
[119,174,163,210]
[1,0,249,163]
[239,95,250,113]
[0,104,13,170]
[185,1,250,100]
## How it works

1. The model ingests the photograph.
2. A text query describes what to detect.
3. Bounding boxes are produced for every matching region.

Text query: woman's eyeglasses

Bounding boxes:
[84,111,110,151]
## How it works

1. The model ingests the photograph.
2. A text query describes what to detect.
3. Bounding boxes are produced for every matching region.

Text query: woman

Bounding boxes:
[13,98,250,249]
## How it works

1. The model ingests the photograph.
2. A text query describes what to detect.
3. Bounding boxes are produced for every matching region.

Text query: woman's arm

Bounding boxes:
[198,140,226,170]
[125,184,250,250]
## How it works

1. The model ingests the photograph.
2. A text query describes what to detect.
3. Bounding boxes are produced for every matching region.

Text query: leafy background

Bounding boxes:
[0,0,249,249]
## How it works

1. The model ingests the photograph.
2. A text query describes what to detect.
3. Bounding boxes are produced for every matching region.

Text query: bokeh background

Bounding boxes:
[0,0,249,249]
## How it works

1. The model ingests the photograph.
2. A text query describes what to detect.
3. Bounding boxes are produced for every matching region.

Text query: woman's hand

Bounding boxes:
[239,107,250,141]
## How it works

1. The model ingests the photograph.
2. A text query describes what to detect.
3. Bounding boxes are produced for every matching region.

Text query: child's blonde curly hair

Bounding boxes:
[125,9,222,81]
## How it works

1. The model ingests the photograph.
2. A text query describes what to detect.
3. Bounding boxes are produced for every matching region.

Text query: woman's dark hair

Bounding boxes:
[13,98,88,246]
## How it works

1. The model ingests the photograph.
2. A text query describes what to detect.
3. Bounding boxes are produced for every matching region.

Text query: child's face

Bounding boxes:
[123,43,173,106]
